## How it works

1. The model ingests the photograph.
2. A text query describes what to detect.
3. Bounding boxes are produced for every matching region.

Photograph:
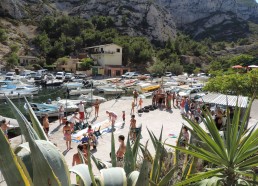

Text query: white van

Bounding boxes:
[56,72,65,79]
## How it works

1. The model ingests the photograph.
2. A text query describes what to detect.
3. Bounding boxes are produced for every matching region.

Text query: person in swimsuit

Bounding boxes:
[106,111,117,127]
[63,121,72,150]
[133,90,138,105]
[116,135,126,162]
[59,105,65,125]
[87,125,94,134]
[0,119,10,139]
[139,98,143,109]
[131,101,135,114]
[89,133,98,149]
[43,114,50,137]
[69,112,81,132]
[81,133,89,144]
[94,99,100,117]
[130,115,137,141]
[78,101,85,121]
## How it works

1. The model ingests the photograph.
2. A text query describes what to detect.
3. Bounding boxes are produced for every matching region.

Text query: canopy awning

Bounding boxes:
[196,93,249,108]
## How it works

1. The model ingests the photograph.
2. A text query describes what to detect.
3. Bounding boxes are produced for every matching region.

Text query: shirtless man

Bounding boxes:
[116,135,126,162]
[130,115,137,141]
[94,99,100,117]
[0,119,10,138]
[43,114,50,136]
[72,144,83,166]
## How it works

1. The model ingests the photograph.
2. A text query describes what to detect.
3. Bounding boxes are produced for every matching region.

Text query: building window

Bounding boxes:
[116,48,120,53]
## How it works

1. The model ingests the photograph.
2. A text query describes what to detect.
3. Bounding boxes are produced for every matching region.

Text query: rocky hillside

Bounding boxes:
[0,0,258,41]
[0,0,258,62]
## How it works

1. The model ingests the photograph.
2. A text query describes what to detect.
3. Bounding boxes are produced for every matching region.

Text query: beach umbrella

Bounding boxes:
[248,65,258,68]
[232,65,243,69]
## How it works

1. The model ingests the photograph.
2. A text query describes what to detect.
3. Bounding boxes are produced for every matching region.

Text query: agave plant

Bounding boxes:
[168,99,258,185]
[0,97,199,186]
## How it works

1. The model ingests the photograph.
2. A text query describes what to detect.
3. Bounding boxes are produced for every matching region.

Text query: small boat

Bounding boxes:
[51,99,87,113]
[78,93,107,104]
[69,87,94,96]
[103,87,125,95]
[136,83,160,93]
[0,92,33,100]
[24,103,59,117]
[63,82,84,89]
[139,91,154,98]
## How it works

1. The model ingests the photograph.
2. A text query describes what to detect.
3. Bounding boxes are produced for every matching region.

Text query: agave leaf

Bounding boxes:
[91,153,106,170]
[136,141,150,186]
[150,126,163,183]
[157,166,177,186]
[124,134,135,176]
[174,126,183,166]
[87,146,98,186]
[24,97,48,140]
[181,157,193,180]
[100,167,127,186]
[135,157,149,186]
[132,130,141,161]
[111,125,117,167]
[174,168,224,186]
[16,148,33,180]
[127,171,139,186]
[6,96,39,141]
[0,129,32,186]
[30,140,71,186]
[69,164,93,186]
[139,143,153,163]
[193,176,223,186]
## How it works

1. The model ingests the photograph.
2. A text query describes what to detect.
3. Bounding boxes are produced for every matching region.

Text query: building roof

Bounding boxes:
[196,93,249,108]
[84,43,122,49]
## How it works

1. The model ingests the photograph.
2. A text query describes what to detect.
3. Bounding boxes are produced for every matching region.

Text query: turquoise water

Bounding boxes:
[0,87,68,119]
[0,86,133,119]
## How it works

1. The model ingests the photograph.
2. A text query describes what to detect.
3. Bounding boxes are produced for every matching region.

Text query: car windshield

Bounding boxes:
[57,72,63,75]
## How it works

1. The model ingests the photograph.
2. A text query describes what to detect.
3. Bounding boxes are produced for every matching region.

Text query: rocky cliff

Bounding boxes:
[0,0,258,41]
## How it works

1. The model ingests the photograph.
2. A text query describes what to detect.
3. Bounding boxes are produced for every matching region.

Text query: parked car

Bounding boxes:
[150,73,163,78]
[34,73,44,81]
[121,72,131,79]
[121,72,139,79]
[64,73,74,81]
[5,72,16,80]
[179,88,204,99]
[55,72,65,80]
[75,73,87,79]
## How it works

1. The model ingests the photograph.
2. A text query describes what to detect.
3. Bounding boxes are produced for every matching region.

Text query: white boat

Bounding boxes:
[0,92,33,100]
[51,99,87,113]
[63,82,84,89]
[24,103,59,117]
[103,87,125,95]
[0,86,39,95]
[78,93,107,104]
[163,79,180,87]
[69,88,94,96]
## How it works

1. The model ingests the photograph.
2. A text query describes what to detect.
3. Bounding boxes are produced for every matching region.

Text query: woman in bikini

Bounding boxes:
[94,99,100,117]
[63,121,72,150]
